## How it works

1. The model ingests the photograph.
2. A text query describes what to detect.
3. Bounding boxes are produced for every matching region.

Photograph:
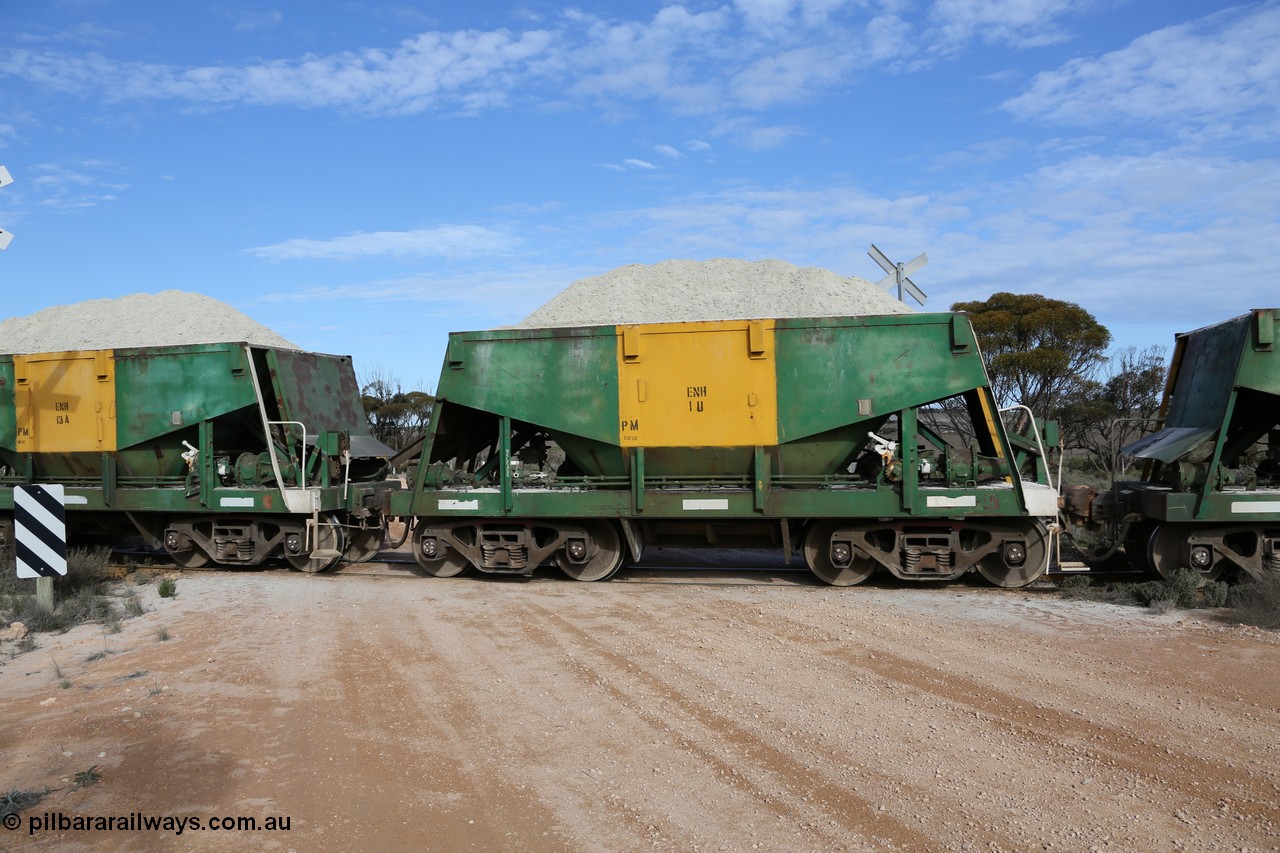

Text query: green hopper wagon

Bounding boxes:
[0,342,397,571]
[1064,308,1280,582]
[389,313,1059,587]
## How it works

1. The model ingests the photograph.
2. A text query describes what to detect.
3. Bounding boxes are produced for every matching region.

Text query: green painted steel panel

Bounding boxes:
[774,314,988,443]
[437,326,621,445]
[267,349,369,435]
[394,481,1035,522]
[1240,309,1280,395]
[114,343,259,450]
[1164,314,1248,430]
[408,313,1048,526]
[0,357,14,450]
[1126,309,1279,462]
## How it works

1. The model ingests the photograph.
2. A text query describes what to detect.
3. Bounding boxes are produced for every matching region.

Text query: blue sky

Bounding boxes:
[1,1,1277,389]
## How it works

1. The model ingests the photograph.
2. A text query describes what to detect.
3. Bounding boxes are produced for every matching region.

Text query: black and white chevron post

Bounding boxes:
[15,484,68,578]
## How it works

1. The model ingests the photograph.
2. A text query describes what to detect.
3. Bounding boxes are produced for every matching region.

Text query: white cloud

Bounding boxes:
[734,0,859,32]
[926,0,1084,54]
[247,225,519,261]
[254,263,599,331]
[862,13,914,65]
[0,28,557,116]
[730,45,853,108]
[1003,3,1280,140]
[0,5,913,123]
[926,137,1023,171]
[711,118,806,150]
[541,150,1279,331]
[238,145,1278,355]
[0,2,1114,144]
[919,152,1280,325]
[603,158,661,171]
[734,0,798,31]
[24,160,128,213]
[562,5,728,112]
[654,144,682,159]
[232,10,284,33]
[15,22,126,46]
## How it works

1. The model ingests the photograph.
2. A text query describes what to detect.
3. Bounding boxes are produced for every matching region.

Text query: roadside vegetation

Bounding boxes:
[0,547,155,655]
[2,764,107,820]
[1226,574,1280,629]
[1056,568,1280,628]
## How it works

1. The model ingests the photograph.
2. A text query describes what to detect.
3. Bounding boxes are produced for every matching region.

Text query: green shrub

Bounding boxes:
[65,546,112,589]
[73,766,101,788]
[157,578,177,599]
[57,586,116,627]
[1054,575,1142,605]
[1,786,49,819]
[1131,581,1171,606]
[1057,575,1092,596]
[1202,580,1230,608]
[1129,570,1211,612]
[1228,574,1280,629]
[52,659,71,689]
[1164,568,1201,608]
[4,548,130,634]
[13,600,66,633]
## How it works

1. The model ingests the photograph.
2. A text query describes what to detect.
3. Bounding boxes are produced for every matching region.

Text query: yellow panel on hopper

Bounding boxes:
[616,320,778,448]
[14,350,118,453]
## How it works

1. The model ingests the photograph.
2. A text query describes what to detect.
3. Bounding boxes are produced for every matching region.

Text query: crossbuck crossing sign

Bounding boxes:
[15,485,68,578]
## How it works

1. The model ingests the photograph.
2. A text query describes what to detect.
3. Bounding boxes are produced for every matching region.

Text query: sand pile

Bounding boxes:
[519,258,913,328]
[0,291,299,353]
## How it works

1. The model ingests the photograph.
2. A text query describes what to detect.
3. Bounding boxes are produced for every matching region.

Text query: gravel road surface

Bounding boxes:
[2,567,1277,852]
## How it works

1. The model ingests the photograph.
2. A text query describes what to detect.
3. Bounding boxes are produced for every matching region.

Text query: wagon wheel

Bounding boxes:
[976,520,1051,588]
[286,513,345,573]
[803,521,876,586]
[343,525,385,563]
[555,521,624,581]
[1147,523,1225,585]
[164,528,211,569]
[1122,520,1158,576]
[412,520,471,578]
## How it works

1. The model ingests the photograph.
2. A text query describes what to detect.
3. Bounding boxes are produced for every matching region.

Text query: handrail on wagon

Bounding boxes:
[266,419,307,490]
[999,404,1055,492]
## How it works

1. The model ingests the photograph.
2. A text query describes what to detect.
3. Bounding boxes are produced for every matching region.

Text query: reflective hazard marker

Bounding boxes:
[0,164,13,250]
[15,484,68,578]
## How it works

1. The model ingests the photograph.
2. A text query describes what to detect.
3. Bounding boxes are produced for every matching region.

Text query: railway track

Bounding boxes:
[106,549,1129,590]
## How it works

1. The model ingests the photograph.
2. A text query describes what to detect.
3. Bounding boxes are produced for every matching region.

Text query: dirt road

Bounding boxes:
[2,564,1278,851]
